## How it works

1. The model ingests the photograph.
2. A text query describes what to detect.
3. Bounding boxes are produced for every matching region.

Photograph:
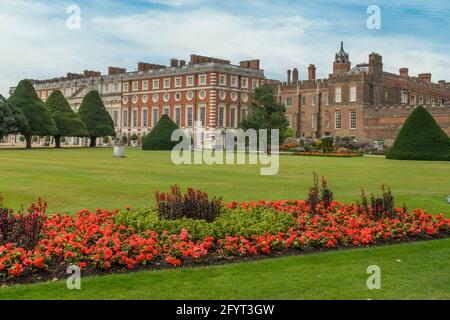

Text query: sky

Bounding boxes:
[0,0,449,96]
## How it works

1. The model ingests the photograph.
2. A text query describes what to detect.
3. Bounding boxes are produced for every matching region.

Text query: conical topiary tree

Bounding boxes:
[142,114,185,150]
[386,106,450,161]
[77,90,115,147]
[7,80,57,148]
[0,94,29,140]
[46,90,88,148]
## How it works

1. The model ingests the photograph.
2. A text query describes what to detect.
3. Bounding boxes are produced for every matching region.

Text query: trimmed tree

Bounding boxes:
[46,90,88,148]
[7,80,57,148]
[0,94,29,139]
[386,106,450,161]
[240,85,288,146]
[142,115,184,150]
[77,90,115,147]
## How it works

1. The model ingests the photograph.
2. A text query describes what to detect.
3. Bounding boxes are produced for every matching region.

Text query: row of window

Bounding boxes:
[118,105,247,129]
[284,87,357,108]
[123,75,260,92]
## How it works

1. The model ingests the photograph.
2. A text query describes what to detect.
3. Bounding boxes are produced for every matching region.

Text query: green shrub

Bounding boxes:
[320,136,334,151]
[142,115,185,150]
[386,106,450,161]
[115,206,296,241]
[130,133,138,142]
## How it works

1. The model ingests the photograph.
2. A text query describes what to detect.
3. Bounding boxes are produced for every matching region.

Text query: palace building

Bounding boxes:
[5,44,450,146]
[7,55,264,145]
[275,42,450,143]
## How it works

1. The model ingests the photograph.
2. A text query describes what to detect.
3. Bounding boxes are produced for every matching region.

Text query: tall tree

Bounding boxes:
[46,90,88,148]
[77,90,115,147]
[8,80,57,148]
[240,85,288,145]
[0,94,29,140]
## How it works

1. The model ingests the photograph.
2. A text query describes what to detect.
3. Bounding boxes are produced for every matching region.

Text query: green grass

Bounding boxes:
[1,239,448,300]
[0,147,449,299]
[0,148,449,216]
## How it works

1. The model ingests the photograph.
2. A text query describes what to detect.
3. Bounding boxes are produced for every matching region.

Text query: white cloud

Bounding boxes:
[0,0,449,96]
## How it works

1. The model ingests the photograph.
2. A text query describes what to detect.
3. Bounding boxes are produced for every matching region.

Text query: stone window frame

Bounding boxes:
[335,111,342,129]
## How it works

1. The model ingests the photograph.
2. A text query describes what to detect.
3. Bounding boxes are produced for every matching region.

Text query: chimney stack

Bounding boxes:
[292,68,299,82]
[287,69,292,82]
[108,66,126,76]
[179,60,186,67]
[399,68,409,78]
[170,59,179,68]
[308,64,316,81]
[418,73,432,83]
[438,80,446,86]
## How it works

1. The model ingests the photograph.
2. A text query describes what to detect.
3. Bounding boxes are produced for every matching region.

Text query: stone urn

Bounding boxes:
[113,145,125,158]
[447,195,450,204]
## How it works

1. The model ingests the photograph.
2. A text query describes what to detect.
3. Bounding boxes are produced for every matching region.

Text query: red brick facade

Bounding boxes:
[275,43,450,143]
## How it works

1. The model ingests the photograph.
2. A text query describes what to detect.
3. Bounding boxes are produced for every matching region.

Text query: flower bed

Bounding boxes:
[1,196,449,284]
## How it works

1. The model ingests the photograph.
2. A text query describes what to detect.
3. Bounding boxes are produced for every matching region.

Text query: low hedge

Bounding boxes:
[115,206,297,241]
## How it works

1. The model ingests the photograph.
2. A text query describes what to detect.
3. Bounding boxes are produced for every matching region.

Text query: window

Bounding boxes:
[252,79,258,89]
[335,111,342,129]
[186,106,193,127]
[285,97,292,108]
[312,95,317,106]
[219,74,226,86]
[241,106,248,119]
[301,96,306,106]
[199,74,207,86]
[187,76,194,87]
[131,109,138,127]
[198,105,206,127]
[163,78,170,89]
[152,108,159,127]
[426,97,430,105]
[175,107,182,127]
[175,77,182,88]
[311,114,315,129]
[384,90,389,101]
[350,86,357,102]
[218,104,226,127]
[122,110,129,127]
[123,83,129,92]
[410,95,416,105]
[163,106,170,116]
[152,79,160,90]
[113,110,118,127]
[230,106,237,128]
[350,111,357,129]
[142,80,149,91]
[335,88,342,103]
[231,76,238,88]
[241,78,248,89]
[132,81,139,92]
[114,82,120,92]
[142,108,148,128]
[286,114,292,128]
[401,91,408,104]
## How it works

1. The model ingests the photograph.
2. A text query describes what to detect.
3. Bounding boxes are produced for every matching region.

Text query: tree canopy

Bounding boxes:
[8,80,57,147]
[240,85,288,145]
[46,90,88,146]
[77,90,115,147]
[0,94,29,139]
[386,106,450,161]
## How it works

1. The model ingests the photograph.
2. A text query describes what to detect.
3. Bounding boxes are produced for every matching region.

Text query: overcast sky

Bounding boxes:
[1,0,449,96]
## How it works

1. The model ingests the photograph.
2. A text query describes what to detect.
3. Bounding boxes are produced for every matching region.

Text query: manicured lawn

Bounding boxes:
[1,238,449,300]
[0,148,449,216]
[0,148,449,299]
